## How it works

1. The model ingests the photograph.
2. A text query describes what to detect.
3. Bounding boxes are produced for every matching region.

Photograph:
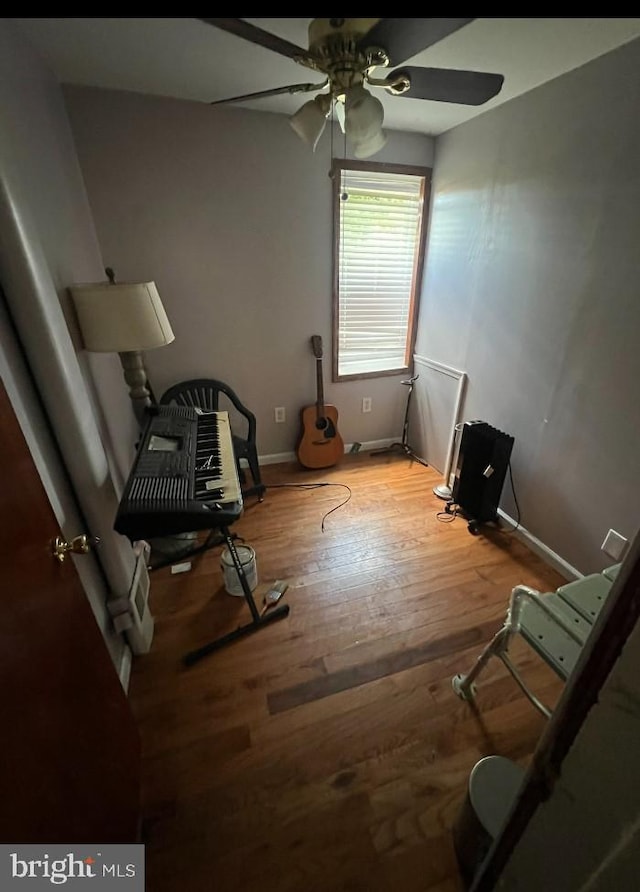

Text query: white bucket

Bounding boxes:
[220,545,258,596]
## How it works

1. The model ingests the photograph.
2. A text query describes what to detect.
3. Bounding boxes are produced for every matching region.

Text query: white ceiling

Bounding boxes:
[11,17,640,136]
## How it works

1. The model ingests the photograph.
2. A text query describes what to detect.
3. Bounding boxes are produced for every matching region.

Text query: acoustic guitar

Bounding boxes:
[296,335,344,469]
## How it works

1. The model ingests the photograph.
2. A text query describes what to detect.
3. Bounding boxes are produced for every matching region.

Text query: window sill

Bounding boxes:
[333,366,410,383]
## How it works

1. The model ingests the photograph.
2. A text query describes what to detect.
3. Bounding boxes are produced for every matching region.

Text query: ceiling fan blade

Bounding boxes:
[358,18,474,67]
[388,67,504,106]
[209,82,327,107]
[199,18,310,62]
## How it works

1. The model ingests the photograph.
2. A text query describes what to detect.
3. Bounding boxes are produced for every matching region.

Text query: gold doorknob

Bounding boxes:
[51,534,100,563]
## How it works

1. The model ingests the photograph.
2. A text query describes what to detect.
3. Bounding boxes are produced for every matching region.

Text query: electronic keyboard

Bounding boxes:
[114,405,242,542]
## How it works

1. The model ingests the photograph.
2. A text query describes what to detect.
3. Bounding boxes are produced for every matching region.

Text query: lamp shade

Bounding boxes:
[70,281,174,352]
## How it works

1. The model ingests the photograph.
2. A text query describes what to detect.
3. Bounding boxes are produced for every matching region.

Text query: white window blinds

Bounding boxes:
[336,167,425,377]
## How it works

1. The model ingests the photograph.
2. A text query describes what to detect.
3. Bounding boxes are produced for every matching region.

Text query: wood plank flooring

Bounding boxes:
[129,453,566,892]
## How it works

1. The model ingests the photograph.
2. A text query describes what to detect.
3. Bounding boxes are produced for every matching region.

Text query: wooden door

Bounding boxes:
[0,377,140,842]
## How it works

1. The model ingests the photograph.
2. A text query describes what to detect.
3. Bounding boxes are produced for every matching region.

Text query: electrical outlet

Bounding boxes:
[601,528,628,560]
[362,397,372,413]
[274,407,286,423]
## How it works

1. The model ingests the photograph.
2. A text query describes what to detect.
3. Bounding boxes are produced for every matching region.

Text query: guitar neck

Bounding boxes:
[315,358,325,417]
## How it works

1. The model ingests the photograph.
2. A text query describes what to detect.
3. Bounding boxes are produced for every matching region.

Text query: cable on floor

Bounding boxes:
[437,502,459,523]
[265,482,352,531]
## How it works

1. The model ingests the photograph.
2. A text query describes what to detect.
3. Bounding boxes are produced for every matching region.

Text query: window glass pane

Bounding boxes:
[336,166,425,378]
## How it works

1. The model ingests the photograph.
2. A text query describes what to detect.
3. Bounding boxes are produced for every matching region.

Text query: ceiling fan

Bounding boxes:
[198,18,505,158]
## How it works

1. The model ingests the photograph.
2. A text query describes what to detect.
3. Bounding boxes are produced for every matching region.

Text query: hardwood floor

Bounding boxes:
[129,453,566,892]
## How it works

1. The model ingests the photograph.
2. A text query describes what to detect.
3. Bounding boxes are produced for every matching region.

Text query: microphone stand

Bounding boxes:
[371,374,429,468]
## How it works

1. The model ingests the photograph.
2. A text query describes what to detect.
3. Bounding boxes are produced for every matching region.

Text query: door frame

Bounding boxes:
[0,173,138,681]
[0,285,129,678]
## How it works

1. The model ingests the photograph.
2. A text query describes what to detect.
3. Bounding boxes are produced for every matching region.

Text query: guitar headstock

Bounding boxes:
[310,335,323,359]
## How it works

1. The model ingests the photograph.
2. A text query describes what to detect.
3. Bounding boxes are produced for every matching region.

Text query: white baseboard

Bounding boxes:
[258,438,398,466]
[497,508,582,582]
[347,437,398,453]
[258,450,297,466]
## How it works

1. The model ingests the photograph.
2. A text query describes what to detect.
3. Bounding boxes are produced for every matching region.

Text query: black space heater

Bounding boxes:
[451,421,514,535]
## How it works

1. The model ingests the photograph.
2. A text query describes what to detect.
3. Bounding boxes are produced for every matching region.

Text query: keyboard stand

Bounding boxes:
[182,527,290,667]
[149,527,232,572]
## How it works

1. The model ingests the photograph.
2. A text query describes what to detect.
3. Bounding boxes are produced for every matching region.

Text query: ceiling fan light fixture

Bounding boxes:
[344,84,384,139]
[289,93,332,151]
[344,84,386,158]
[352,128,388,159]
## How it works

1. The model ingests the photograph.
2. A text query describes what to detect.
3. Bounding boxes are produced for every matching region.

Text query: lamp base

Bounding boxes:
[433,483,452,500]
[119,350,152,424]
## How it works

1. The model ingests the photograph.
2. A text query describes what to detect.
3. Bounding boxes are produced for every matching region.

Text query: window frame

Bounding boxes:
[331,158,432,383]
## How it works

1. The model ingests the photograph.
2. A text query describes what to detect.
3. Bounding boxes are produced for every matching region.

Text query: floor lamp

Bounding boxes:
[70,274,174,425]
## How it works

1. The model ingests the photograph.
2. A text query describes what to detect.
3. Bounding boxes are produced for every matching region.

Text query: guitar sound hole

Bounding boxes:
[317,417,336,439]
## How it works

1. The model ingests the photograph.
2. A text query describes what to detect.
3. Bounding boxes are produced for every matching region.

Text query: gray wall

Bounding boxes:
[415,38,640,574]
[63,85,434,455]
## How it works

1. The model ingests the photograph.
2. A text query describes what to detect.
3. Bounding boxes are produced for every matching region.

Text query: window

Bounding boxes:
[332,160,430,381]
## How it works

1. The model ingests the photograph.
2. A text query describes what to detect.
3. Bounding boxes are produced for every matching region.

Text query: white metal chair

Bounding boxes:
[452,564,621,718]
